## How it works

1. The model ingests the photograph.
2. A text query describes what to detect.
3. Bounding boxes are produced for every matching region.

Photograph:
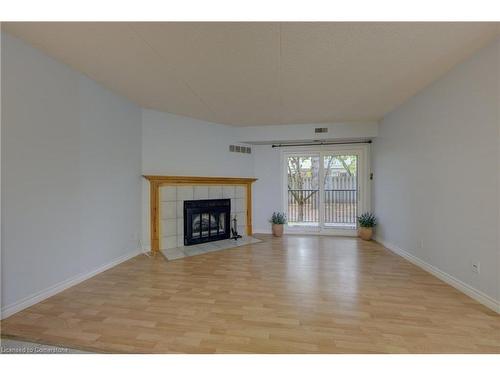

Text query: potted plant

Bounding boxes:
[269,212,287,237]
[357,212,377,241]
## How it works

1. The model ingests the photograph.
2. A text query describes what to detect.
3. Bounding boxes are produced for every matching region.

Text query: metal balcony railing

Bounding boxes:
[287,189,357,225]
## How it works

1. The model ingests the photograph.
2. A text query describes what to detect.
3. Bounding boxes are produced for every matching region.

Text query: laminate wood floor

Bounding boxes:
[1,235,499,353]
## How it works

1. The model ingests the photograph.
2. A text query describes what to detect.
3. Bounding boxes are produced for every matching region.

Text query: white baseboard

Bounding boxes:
[1,249,141,319]
[375,236,500,314]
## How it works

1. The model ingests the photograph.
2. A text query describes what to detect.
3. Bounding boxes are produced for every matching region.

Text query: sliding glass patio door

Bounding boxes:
[323,153,358,228]
[285,146,367,232]
[286,154,320,226]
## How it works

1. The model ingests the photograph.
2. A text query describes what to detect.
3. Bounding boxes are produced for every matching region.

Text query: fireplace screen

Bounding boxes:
[184,199,231,245]
[191,212,227,237]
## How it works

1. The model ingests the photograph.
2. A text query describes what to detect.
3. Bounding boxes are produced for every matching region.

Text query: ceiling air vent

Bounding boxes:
[315,127,328,133]
[229,145,251,154]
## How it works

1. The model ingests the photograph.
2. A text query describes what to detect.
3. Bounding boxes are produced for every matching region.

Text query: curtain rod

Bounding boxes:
[271,140,372,148]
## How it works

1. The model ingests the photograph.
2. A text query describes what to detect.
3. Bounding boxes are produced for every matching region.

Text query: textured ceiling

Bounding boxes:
[3,22,499,126]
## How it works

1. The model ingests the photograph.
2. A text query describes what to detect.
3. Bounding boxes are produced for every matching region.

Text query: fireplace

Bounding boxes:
[184,199,231,246]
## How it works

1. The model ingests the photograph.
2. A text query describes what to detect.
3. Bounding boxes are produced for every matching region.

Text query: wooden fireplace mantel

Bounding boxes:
[143,175,257,254]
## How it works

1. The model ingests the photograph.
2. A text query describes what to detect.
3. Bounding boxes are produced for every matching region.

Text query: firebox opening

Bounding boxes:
[184,199,231,246]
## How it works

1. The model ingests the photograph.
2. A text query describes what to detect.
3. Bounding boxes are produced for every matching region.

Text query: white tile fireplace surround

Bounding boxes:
[160,185,247,249]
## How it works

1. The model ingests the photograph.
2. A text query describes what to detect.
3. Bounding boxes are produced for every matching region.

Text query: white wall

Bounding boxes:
[1,33,142,316]
[372,38,500,307]
[141,109,255,245]
[252,145,284,232]
[142,109,254,176]
[237,122,378,144]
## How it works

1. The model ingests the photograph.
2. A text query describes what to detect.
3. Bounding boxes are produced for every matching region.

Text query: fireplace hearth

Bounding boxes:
[184,199,231,246]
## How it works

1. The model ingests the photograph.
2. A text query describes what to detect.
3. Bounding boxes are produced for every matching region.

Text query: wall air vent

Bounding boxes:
[229,145,251,154]
[315,127,328,133]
